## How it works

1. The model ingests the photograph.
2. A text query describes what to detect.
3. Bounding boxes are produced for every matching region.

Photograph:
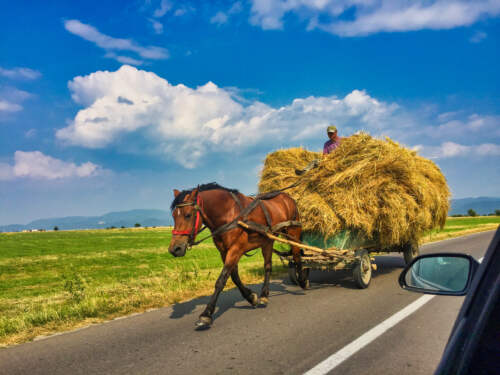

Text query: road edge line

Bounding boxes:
[304,256,484,375]
[421,228,497,247]
[303,294,434,375]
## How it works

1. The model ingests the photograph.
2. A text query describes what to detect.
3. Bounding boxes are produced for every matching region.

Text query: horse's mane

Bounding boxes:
[170,182,240,210]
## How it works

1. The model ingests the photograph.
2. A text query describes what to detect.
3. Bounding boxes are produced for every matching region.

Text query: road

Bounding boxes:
[0,230,495,375]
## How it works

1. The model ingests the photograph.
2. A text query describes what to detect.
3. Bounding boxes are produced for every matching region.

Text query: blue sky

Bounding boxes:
[1,0,499,225]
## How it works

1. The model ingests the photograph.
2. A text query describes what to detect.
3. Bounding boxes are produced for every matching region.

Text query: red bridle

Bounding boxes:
[172,192,203,239]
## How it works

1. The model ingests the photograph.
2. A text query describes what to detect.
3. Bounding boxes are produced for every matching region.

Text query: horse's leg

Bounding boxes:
[231,264,259,307]
[258,239,273,307]
[287,226,309,289]
[214,239,257,307]
[196,248,242,329]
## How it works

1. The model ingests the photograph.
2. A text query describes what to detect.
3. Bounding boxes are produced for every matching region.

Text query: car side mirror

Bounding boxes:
[399,253,480,296]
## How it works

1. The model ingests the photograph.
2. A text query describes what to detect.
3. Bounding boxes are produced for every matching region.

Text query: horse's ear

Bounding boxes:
[173,189,181,197]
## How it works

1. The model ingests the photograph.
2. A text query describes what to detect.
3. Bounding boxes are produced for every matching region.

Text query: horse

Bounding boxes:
[168,182,307,329]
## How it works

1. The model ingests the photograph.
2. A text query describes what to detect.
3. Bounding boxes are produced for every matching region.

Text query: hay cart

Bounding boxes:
[237,221,379,289]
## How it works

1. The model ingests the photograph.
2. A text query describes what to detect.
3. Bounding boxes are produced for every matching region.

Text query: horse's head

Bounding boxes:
[168,188,202,257]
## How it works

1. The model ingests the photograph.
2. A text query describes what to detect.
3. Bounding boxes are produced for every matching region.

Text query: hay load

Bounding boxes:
[258,133,450,249]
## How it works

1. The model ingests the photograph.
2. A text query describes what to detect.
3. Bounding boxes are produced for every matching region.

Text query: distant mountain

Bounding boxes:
[0,209,173,232]
[450,197,500,216]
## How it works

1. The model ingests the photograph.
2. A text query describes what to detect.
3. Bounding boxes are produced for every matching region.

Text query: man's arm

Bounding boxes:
[323,140,329,155]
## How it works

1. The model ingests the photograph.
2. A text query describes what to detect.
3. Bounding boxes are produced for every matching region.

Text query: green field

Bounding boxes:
[1,216,498,347]
[421,216,500,242]
[0,228,287,346]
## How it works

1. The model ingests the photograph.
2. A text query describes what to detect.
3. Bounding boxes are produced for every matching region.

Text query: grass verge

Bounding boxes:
[420,216,500,243]
[1,217,498,347]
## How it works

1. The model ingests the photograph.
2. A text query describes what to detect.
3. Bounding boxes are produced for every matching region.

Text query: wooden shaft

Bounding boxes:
[237,221,355,260]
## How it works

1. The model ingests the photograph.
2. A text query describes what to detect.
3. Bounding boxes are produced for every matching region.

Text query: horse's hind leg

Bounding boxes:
[258,240,273,307]
[287,226,309,289]
[231,265,258,307]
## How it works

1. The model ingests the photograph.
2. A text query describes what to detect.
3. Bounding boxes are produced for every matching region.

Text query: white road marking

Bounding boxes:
[303,294,434,375]
[304,256,484,375]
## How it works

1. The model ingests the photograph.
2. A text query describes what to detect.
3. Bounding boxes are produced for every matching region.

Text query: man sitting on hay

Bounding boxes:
[296,124,342,175]
[323,125,343,155]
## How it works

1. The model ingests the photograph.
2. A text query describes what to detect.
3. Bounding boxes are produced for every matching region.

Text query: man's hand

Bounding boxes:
[295,159,319,175]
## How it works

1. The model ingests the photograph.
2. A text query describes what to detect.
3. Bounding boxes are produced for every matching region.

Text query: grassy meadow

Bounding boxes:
[1,216,499,347]
[420,216,500,242]
[0,227,289,347]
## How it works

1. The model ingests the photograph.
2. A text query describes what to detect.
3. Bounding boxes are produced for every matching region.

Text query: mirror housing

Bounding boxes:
[399,253,480,296]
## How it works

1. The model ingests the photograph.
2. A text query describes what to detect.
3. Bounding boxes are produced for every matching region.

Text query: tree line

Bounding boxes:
[451,209,500,217]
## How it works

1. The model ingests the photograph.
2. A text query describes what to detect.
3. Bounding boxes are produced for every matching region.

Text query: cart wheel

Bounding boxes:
[288,262,310,288]
[353,249,372,289]
[402,241,420,265]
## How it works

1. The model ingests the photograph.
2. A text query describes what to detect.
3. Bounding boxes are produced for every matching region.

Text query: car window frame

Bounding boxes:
[434,228,500,375]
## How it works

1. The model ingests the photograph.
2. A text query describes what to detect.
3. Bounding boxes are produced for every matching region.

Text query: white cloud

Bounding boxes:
[476,143,500,156]
[0,67,41,80]
[229,1,243,15]
[422,113,500,141]
[2,87,32,102]
[149,18,164,34]
[105,52,144,66]
[437,111,462,122]
[64,19,169,62]
[56,65,399,168]
[0,151,101,180]
[0,100,22,112]
[417,142,500,159]
[211,11,229,25]
[0,87,33,114]
[174,5,195,17]
[211,1,243,26]
[153,0,172,18]
[25,129,37,138]
[249,0,500,36]
[250,0,287,30]
[437,142,470,158]
[469,30,487,43]
[0,162,15,180]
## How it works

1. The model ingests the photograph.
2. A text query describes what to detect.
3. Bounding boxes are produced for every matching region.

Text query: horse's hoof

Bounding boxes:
[195,316,212,330]
[257,297,268,308]
[299,279,310,290]
[249,292,259,307]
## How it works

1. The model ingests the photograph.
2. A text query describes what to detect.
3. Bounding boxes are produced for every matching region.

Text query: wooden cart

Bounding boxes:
[286,236,377,289]
[238,221,378,289]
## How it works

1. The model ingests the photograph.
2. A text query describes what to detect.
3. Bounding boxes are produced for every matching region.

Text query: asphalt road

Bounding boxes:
[0,230,495,375]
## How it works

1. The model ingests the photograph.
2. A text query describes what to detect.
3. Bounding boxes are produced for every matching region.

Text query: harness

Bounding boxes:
[172,190,206,245]
[172,183,302,250]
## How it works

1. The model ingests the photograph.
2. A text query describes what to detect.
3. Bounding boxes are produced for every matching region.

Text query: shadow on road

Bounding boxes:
[169,255,405,324]
[305,254,406,290]
[169,280,305,321]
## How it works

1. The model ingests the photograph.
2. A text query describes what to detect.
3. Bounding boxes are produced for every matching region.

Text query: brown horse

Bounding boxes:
[168,183,307,329]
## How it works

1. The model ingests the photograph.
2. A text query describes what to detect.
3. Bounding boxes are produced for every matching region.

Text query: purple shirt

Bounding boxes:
[323,137,341,154]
